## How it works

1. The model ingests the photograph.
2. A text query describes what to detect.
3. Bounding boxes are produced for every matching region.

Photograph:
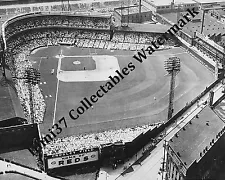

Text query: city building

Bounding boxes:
[208,7,225,22]
[193,0,225,8]
[113,5,152,25]
[165,105,225,180]
[143,0,198,13]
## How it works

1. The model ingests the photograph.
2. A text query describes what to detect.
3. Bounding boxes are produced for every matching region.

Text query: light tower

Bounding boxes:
[164,56,181,120]
[61,0,71,12]
[13,67,41,123]
[24,67,41,124]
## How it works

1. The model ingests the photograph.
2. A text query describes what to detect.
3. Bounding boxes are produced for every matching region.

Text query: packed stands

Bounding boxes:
[2,13,176,154]
[5,14,111,39]
[43,123,162,155]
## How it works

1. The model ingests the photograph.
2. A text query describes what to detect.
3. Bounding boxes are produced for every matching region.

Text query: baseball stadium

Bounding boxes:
[0,7,215,179]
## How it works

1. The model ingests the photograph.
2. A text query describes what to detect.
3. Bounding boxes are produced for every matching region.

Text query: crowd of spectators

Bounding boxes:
[3,14,176,147]
[6,29,175,55]
[112,32,175,47]
[43,122,162,156]
[12,53,46,124]
[5,15,111,39]
[5,15,176,52]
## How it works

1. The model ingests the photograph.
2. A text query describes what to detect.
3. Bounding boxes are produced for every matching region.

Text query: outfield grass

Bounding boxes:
[30,46,214,137]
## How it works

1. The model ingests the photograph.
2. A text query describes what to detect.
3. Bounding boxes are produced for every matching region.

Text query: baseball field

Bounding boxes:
[29,46,214,137]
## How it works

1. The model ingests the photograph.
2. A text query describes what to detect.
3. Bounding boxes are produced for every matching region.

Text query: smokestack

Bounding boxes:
[171,0,175,9]
[139,0,141,23]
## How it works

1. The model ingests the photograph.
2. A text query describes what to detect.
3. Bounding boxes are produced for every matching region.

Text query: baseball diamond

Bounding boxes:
[29,46,214,138]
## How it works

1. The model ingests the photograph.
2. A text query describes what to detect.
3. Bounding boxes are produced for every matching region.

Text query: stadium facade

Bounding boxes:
[0,10,177,174]
[1,2,225,179]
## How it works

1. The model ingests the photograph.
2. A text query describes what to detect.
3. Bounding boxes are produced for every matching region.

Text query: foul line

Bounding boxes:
[53,53,62,125]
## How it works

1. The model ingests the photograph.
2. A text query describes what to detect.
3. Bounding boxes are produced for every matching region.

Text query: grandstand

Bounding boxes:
[0,7,215,179]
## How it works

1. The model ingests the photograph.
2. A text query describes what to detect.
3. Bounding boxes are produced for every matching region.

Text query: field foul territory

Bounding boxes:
[39,7,199,147]
[40,117,67,147]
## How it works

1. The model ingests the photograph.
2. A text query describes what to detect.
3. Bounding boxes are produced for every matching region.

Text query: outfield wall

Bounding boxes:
[0,12,188,171]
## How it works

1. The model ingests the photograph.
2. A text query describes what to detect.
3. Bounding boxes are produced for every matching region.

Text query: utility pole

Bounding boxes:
[162,140,168,180]
[61,0,71,11]
[127,0,130,24]
[121,1,123,26]
[139,0,141,23]
[164,57,181,120]
[200,9,205,34]
[0,35,6,84]
[177,3,184,23]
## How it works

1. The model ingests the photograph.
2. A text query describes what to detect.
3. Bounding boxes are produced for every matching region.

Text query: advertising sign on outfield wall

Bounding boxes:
[47,150,99,169]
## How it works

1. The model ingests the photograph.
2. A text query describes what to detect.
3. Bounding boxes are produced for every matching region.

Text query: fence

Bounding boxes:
[155,13,193,45]
[164,78,222,128]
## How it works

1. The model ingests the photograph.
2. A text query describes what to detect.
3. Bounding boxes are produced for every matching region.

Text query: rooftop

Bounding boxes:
[169,106,225,169]
[161,11,225,37]
[213,96,225,122]
[194,0,225,4]
[149,0,197,6]
[117,23,170,33]
[115,5,150,16]
[209,9,225,16]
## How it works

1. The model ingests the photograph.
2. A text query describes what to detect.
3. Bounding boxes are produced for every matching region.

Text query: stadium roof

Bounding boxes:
[118,23,170,33]
[150,0,197,6]
[169,106,225,169]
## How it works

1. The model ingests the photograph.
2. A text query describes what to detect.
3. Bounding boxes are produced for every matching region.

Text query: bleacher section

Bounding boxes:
[2,12,177,125]
[0,12,179,172]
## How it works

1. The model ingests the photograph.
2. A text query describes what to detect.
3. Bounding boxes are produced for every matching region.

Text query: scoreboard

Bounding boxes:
[45,148,99,170]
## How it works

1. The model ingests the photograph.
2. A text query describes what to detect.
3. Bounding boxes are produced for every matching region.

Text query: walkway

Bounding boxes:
[0,159,60,180]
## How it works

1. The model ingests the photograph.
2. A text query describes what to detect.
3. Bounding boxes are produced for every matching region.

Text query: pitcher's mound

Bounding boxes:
[73,61,81,65]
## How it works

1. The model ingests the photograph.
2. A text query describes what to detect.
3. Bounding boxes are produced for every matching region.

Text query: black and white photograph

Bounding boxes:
[0,0,225,179]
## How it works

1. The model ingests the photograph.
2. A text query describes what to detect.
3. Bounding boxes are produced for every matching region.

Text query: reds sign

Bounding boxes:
[47,150,99,169]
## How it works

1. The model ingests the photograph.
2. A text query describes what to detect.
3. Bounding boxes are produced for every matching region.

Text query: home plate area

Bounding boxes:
[60,57,96,71]
[58,55,120,82]
[35,46,208,139]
